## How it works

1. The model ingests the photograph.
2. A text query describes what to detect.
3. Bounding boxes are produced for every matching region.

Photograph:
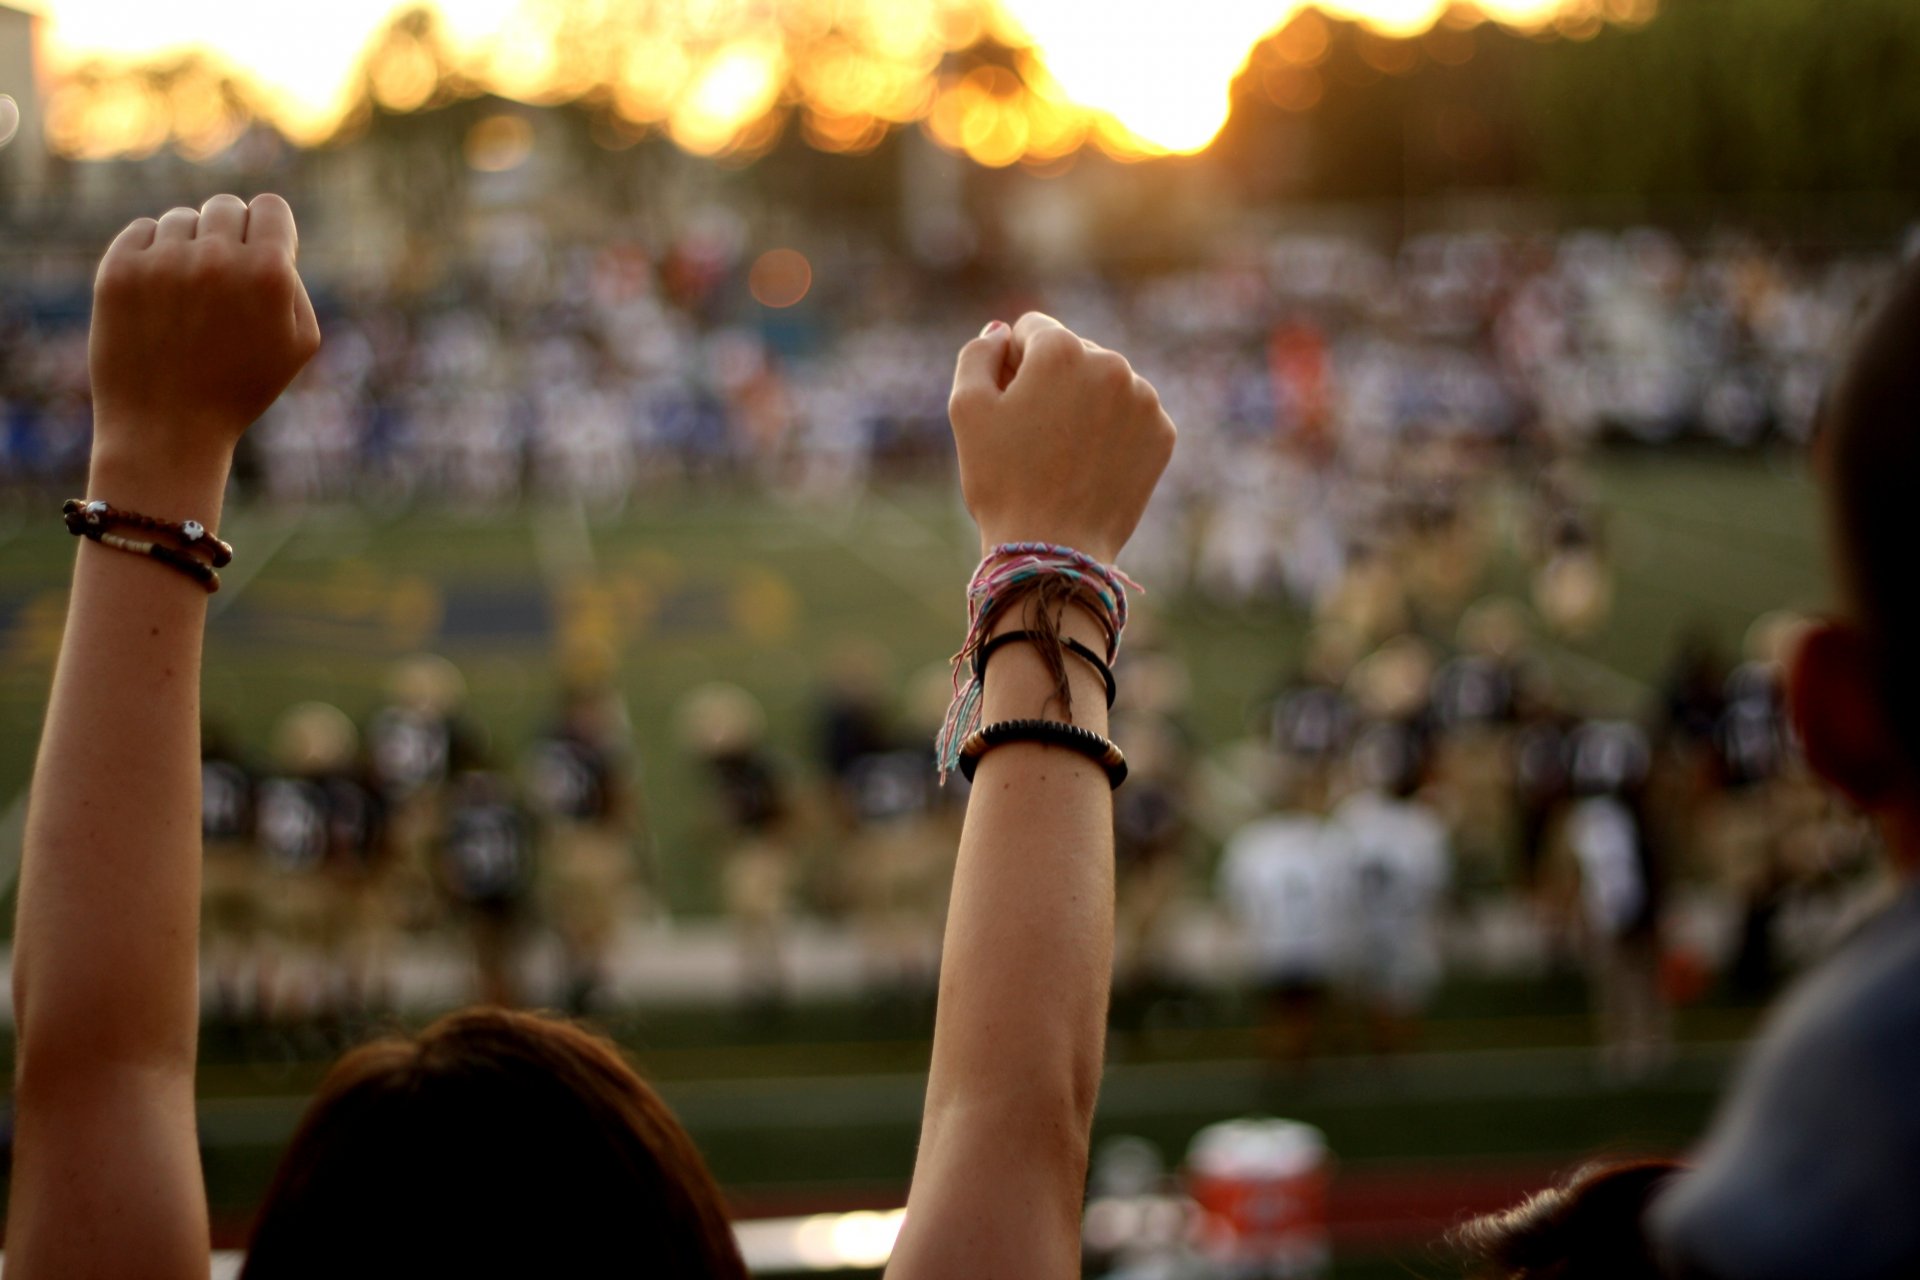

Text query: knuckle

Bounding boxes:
[1092,350,1133,386]
[1028,328,1080,366]
[948,383,990,422]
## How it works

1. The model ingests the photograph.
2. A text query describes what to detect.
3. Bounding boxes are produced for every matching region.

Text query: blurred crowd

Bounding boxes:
[1,225,1887,518]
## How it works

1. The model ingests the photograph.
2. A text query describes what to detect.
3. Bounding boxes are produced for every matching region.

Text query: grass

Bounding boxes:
[0,446,1826,917]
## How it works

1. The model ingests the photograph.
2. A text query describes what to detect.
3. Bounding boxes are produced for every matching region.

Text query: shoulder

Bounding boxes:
[1652,885,1920,1279]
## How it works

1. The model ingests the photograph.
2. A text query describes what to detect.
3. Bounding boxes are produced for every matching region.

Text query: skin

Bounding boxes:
[5,193,319,1280]
[4,205,1175,1280]
[1787,621,1920,877]
[889,313,1176,1280]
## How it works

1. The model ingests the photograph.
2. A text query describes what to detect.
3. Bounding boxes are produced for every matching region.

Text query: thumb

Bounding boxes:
[950,321,1011,416]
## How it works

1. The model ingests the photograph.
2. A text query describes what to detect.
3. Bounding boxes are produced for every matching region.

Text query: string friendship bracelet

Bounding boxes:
[62,498,234,567]
[958,718,1129,789]
[934,542,1140,781]
[62,498,225,593]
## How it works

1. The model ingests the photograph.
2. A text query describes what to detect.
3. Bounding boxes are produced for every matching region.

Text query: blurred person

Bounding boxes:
[1530,486,1612,642]
[1109,649,1197,1013]
[201,722,264,1028]
[1511,673,1577,891]
[1217,775,1348,1066]
[524,671,649,1014]
[255,702,387,1028]
[1332,722,1451,1054]
[1268,626,1363,799]
[1652,629,1730,880]
[819,633,941,1003]
[1432,599,1530,886]
[438,767,537,1007]
[679,681,797,1010]
[1549,719,1669,1082]
[368,652,480,931]
[816,637,898,829]
[2,202,1175,1280]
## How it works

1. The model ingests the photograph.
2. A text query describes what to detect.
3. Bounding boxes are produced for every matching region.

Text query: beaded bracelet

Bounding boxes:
[62,499,223,593]
[62,498,234,568]
[973,630,1117,709]
[958,718,1129,789]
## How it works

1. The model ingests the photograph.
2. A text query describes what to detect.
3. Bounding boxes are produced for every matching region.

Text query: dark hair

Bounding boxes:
[241,1007,749,1278]
[1448,1159,1682,1280]
[1822,260,1920,764]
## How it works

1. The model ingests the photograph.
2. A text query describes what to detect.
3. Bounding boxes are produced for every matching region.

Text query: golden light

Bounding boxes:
[464,112,534,171]
[989,0,1293,156]
[613,42,692,124]
[749,249,813,308]
[668,40,786,156]
[31,0,1648,163]
[368,33,440,112]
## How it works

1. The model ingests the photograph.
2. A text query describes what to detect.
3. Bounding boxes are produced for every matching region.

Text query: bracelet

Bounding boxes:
[958,718,1128,789]
[935,543,1142,784]
[62,499,223,593]
[62,498,234,568]
[973,630,1117,709]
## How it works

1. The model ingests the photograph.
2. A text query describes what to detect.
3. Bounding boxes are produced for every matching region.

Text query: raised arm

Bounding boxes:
[889,313,1175,1280]
[5,194,319,1278]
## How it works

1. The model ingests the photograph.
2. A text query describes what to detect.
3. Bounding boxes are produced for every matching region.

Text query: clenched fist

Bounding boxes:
[88,193,320,482]
[948,312,1175,565]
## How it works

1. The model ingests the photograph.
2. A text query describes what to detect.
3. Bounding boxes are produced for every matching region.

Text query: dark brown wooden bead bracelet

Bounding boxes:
[62,498,234,568]
[62,498,224,593]
[958,718,1129,789]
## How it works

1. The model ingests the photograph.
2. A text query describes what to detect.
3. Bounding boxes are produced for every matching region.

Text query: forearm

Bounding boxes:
[11,448,226,1076]
[920,600,1114,1168]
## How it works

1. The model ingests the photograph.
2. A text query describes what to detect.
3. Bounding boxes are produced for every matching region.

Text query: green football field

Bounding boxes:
[0,447,1827,916]
[0,448,1827,1273]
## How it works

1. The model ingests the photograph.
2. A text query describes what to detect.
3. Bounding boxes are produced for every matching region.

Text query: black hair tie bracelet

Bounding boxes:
[972,630,1117,709]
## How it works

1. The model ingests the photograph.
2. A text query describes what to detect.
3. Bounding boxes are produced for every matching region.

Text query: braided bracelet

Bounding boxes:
[973,630,1117,709]
[62,499,223,593]
[62,498,234,568]
[958,718,1128,789]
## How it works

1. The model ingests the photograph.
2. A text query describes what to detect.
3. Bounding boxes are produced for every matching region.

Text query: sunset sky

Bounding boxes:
[16,0,1642,159]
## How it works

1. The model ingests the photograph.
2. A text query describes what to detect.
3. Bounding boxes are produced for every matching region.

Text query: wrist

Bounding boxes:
[86,442,232,531]
[978,530,1118,566]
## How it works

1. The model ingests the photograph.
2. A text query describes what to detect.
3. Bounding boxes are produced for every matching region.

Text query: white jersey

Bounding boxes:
[1333,792,1449,944]
[1218,814,1348,981]
[1567,795,1647,937]
[1332,791,1450,1005]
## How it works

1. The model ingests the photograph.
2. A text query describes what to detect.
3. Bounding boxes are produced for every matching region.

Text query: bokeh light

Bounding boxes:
[463,112,534,171]
[31,0,1654,163]
[0,94,19,149]
[749,249,814,309]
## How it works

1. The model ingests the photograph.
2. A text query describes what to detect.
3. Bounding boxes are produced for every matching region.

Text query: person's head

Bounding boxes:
[1790,261,1920,856]
[241,1007,748,1279]
[1450,1159,1682,1280]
